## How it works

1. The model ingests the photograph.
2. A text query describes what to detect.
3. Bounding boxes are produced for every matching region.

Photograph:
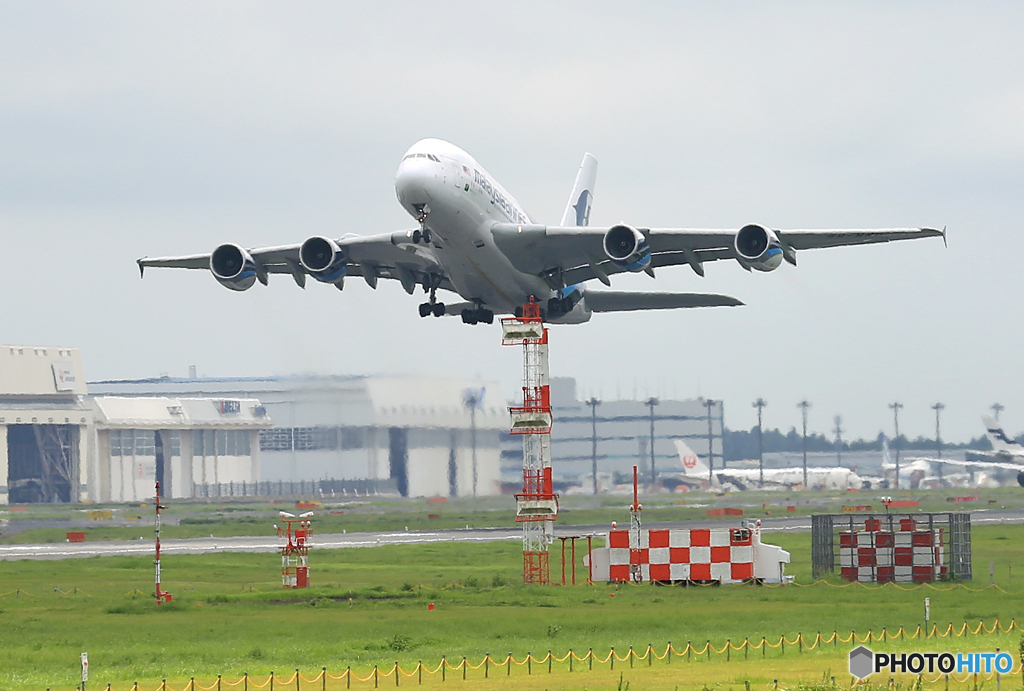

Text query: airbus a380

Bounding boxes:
[138,139,944,324]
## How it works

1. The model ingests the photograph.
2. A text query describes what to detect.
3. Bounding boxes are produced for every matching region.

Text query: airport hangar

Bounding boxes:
[87,372,505,500]
[0,345,503,504]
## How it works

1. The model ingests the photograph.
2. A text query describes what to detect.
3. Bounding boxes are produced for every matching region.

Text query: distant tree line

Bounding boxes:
[722,426,1001,462]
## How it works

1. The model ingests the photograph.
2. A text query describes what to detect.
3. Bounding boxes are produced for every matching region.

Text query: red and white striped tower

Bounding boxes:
[502,299,558,584]
[154,481,173,604]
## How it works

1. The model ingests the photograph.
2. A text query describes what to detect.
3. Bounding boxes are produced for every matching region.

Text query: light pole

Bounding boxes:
[932,402,945,481]
[889,402,903,489]
[463,389,483,497]
[752,398,767,488]
[704,399,717,483]
[797,400,811,487]
[991,403,1004,422]
[833,415,844,468]
[645,397,659,490]
[587,397,600,495]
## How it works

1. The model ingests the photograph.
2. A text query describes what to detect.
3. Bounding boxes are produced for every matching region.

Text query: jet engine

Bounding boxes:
[734,224,783,272]
[602,224,651,272]
[300,236,348,284]
[210,243,257,291]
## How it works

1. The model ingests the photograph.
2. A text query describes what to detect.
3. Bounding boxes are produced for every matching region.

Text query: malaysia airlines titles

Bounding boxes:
[472,169,528,225]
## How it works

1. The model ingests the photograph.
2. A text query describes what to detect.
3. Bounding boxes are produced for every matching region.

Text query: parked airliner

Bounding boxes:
[138,139,944,324]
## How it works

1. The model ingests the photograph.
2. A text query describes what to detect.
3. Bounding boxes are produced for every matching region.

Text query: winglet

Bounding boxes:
[137,259,145,278]
[941,225,947,248]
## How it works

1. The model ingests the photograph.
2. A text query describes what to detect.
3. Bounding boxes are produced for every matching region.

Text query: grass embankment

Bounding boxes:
[3,487,1023,544]
[2,525,1023,691]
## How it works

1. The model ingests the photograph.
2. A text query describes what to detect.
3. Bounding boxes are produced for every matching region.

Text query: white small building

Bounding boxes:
[91,397,271,501]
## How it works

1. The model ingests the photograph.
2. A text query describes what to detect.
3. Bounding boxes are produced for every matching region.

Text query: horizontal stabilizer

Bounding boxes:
[585,291,743,312]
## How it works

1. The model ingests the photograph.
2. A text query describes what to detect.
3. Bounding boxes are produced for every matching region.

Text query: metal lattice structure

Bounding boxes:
[277,513,313,588]
[811,512,971,582]
[503,300,558,584]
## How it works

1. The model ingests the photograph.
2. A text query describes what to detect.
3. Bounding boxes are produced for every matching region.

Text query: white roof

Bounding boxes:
[0,345,86,396]
[91,396,272,429]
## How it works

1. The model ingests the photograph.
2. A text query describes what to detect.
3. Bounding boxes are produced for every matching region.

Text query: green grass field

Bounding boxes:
[2,521,1024,691]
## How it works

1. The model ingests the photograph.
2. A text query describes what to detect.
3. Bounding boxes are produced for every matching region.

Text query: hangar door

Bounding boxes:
[7,424,78,503]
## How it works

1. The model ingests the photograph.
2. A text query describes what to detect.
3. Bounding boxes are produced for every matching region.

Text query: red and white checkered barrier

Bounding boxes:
[606,527,755,583]
[839,517,946,583]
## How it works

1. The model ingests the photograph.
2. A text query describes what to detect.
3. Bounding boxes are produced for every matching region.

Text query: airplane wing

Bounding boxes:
[903,456,1024,472]
[138,231,456,295]
[490,224,944,287]
[583,291,743,311]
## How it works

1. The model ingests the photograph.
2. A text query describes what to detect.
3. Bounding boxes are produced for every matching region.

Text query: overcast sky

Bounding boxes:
[2,2,1022,443]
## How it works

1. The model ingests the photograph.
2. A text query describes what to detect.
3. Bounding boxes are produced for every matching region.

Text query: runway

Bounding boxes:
[1,509,1021,561]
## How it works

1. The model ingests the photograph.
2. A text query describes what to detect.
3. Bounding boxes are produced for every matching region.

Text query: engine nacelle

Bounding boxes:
[734,224,783,272]
[603,224,651,272]
[210,243,257,291]
[300,236,348,284]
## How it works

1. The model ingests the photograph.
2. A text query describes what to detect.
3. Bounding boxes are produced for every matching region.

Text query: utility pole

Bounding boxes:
[797,400,811,487]
[704,399,716,483]
[752,398,767,488]
[833,415,844,468]
[645,397,659,491]
[587,397,600,495]
[889,402,903,489]
[991,403,1004,422]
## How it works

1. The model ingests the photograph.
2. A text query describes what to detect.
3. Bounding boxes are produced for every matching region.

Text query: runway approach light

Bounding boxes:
[280,511,296,519]
[299,511,314,519]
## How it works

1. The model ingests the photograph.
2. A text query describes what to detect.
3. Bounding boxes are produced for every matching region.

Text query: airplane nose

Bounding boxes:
[394,158,435,207]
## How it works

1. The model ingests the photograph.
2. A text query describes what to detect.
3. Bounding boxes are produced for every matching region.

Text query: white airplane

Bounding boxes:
[903,416,1024,488]
[672,439,863,491]
[137,139,944,324]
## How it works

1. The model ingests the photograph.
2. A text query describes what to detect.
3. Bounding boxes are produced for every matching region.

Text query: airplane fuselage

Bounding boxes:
[394,139,589,322]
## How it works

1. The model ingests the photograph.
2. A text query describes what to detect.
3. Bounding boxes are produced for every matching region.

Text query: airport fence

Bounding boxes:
[189,479,397,499]
[68,618,1024,691]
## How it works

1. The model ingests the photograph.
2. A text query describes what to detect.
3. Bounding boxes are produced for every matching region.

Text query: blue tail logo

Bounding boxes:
[573,190,592,226]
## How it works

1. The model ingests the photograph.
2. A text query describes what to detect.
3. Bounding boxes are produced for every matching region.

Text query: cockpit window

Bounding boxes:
[403,153,440,162]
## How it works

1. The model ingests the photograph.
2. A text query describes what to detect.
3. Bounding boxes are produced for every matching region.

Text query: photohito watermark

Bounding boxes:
[849,645,1014,679]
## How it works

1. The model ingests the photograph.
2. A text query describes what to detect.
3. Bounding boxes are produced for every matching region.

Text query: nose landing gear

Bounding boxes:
[412,206,432,245]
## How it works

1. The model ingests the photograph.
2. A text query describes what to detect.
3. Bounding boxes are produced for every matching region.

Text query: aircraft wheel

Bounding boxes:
[412,230,422,244]
[418,303,431,318]
[479,309,494,324]
[432,303,445,317]
[461,309,477,325]
[1017,471,1024,488]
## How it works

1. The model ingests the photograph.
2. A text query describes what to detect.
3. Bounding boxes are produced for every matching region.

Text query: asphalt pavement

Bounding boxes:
[1,508,1021,561]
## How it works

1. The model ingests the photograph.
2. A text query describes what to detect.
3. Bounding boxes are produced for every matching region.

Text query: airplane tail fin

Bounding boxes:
[982,415,1021,452]
[673,439,710,477]
[560,153,597,227]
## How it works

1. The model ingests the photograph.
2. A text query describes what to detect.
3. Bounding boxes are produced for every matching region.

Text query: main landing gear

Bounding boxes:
[460,307,494,325]
[418,274,445,318]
